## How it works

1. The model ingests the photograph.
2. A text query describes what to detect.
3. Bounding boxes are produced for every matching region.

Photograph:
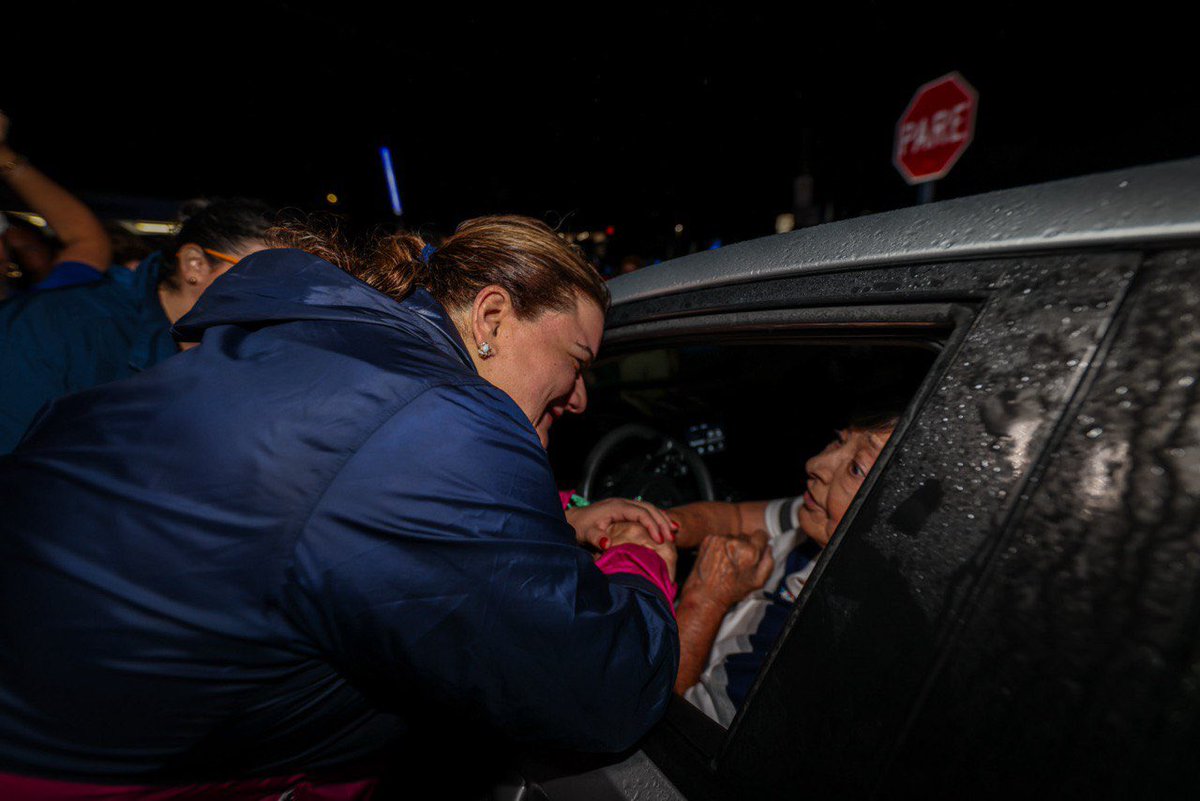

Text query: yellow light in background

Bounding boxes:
[326,193,339,204]
[577,231,590,241]
[6,212,48,227]
[674,223,684,234]
[131,221,180,235]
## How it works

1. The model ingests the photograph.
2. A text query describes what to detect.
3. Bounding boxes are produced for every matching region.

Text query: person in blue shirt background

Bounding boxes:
[0,111,112,294]
[0,196,275,453]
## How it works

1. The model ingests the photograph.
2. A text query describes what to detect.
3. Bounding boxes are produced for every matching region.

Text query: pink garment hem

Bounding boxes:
[0,770,377,801]
[595,543,678,610]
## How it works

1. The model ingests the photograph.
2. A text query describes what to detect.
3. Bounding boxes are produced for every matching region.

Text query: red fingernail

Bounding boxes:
[598,537,610,550]
[671,521,680,529]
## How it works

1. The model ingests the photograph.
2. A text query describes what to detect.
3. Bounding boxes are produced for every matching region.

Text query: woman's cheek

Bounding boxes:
[826,485,853,528]
[796,506,826,542]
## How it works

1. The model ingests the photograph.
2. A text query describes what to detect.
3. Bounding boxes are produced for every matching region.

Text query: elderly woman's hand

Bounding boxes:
[567,497,676,550]
[604,520,678,580]
[682,531,773,610]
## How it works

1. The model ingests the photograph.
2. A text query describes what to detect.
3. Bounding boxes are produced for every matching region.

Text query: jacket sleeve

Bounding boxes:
[282,382,679,752]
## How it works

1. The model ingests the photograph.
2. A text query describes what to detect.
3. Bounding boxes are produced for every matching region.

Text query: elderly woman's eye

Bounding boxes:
[850,461,866,478]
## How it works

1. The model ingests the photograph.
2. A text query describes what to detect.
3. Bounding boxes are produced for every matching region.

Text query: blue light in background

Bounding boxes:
[708,239,723,250]
[379,146,403,216]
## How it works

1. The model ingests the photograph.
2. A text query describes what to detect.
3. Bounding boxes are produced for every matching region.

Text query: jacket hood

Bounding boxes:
[172,248,475,369]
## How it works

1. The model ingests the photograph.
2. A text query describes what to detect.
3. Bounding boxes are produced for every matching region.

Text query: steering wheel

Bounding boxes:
[579,423,716,507]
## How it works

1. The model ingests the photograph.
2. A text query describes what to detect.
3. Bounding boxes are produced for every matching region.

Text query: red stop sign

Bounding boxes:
[894,72,978,185]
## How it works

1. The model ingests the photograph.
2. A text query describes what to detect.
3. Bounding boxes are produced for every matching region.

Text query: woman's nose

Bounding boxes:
[566,375,588,414]
[806,450,835,483]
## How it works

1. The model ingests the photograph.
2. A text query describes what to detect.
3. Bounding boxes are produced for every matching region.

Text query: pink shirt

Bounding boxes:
[595,543,678,609]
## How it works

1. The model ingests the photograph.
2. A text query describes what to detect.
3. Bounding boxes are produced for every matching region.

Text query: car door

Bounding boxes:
[873,247,1200,800]
[525,247,1144,801]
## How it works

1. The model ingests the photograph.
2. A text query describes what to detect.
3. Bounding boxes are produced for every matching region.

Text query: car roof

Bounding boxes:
[610,157,1200,305]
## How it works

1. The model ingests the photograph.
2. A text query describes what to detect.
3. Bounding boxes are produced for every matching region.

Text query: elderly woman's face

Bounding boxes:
[485,294,605,448]
[797,426,894,546]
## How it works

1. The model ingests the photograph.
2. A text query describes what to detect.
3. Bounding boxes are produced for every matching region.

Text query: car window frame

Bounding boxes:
[587,302,977,797]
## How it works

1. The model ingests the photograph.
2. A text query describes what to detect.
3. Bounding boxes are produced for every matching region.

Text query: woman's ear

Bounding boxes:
[175,244,208,287]
[471,285,513,348]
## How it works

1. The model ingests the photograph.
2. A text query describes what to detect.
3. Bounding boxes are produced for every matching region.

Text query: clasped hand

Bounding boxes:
[566,497,676,549]
[682,530,774,609]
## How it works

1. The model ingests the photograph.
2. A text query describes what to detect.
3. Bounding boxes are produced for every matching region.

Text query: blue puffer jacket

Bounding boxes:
[0,249,678,783]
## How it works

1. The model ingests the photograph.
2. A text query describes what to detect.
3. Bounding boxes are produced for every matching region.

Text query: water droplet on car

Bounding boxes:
[1179,376,1196,387]
[1086,427,1103,438]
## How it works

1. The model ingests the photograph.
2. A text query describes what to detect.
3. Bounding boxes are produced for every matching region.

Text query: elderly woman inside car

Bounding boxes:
[665,411,898,725]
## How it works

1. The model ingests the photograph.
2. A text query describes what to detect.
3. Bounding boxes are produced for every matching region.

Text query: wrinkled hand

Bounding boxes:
[682,531,773,609]
[605,521,677,580]
[567,497,676,550]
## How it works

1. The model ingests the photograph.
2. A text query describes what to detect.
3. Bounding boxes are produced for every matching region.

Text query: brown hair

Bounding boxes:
[271,214,609,318]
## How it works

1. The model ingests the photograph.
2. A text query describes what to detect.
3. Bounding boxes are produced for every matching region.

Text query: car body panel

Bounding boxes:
[535,161,1200,801]
[609,157,1200,306]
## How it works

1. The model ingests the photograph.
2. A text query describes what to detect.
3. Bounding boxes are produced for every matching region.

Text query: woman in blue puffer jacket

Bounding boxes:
[0,216,679,799]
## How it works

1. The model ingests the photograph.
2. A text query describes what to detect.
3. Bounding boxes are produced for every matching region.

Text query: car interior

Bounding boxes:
[548,333,940,720]
[552,339,937,501]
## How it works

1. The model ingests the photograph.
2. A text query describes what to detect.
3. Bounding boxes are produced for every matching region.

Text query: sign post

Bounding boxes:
[894,72,978,201]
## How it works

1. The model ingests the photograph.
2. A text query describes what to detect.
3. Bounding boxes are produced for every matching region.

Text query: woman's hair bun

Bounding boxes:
[375,232,428,267]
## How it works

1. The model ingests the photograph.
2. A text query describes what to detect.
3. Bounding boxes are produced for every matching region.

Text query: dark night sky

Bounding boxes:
[4,2,1196,261]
